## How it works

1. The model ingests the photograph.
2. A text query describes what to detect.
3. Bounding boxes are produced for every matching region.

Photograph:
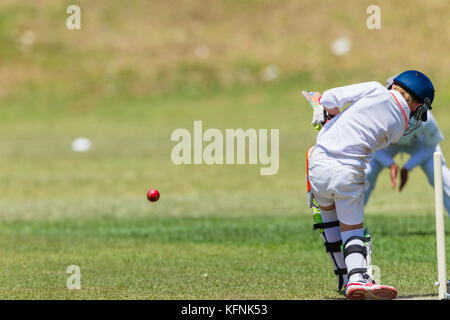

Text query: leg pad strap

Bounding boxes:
[334,268,348,276]
[344,244,367,259]
[325,240,343,253]
[343,236,371,247]
[313,220,339,230]
[348,268,368,279]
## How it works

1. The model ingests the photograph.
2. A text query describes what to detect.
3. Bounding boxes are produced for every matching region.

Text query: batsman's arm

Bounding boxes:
[321,81,382,111]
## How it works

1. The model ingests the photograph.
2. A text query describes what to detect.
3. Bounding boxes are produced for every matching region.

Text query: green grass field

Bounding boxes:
[0,0,449,299]
[0,79,448,299]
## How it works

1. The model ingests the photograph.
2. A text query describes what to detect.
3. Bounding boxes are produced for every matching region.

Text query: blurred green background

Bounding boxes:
[0,0,448,299]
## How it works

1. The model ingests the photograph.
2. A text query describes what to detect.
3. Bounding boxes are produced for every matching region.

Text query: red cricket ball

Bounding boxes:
[147,189,160,202]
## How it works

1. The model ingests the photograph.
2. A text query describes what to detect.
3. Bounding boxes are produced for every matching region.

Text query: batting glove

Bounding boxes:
[302,90,326,130]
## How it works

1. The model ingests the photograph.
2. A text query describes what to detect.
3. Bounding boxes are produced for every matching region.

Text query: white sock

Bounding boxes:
[341,229,365,283]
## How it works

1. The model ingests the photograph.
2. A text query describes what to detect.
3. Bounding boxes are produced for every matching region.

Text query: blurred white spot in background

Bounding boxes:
[261,64,280,81]
[195,44,210,59]
[71,138,92,152]
[331,37,352,56]
[19,30,35,51]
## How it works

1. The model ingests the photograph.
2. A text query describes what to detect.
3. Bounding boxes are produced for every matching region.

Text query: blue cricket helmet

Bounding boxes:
[391,70,435,135]
[393,70,435,118]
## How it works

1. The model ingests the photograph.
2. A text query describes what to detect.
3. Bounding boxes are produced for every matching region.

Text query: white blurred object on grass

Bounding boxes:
[261,64,280,81]
[331,37,352,56]
[72,138,92,152]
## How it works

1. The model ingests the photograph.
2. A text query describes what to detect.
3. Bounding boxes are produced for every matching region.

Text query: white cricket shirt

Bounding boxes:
[314,81,410,168]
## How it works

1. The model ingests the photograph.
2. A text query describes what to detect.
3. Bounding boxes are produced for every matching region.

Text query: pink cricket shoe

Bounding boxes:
[346,281,398,300]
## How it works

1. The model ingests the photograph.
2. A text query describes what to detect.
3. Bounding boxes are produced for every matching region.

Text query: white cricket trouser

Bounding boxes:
[307,147,368,225]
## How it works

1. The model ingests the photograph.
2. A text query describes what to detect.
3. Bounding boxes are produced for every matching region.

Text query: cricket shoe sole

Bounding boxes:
[346,282,398,300]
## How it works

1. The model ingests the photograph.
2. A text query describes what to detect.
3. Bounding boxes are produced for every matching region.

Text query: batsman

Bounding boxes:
[302,70,435,300]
